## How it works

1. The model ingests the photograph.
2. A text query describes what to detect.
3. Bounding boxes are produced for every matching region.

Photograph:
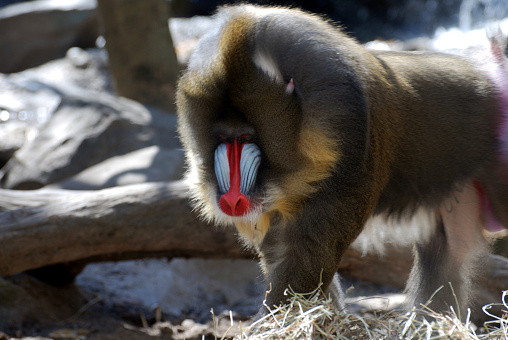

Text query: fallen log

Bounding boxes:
[0,180,254,276]
[0,181,506,306]
[339,244,508,313]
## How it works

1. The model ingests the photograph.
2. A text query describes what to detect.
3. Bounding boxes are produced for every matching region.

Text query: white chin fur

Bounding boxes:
[207,188,264,227]
[352,206,437,256]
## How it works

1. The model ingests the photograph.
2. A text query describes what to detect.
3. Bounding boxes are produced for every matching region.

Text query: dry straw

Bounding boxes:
[224,286,508,340]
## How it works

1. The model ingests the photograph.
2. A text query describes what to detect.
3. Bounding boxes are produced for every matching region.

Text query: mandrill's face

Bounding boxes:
[176,64,342,245]
[204,117,281,246]
[182,126,274,245]
[214,134,261,216]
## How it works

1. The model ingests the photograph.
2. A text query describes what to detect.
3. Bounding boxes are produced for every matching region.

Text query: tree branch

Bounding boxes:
[0,181,253,276]
[1,181,506,306]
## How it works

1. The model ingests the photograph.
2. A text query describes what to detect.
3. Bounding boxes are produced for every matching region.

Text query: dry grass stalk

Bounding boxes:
[229,288,508,340]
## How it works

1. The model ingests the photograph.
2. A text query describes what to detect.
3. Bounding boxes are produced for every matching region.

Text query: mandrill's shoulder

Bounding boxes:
[184,3,371,97]
[187,4,360,72]
[214,3,356,47]
[185,5,281,71]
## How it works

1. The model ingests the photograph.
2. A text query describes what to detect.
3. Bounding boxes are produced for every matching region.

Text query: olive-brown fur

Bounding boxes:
[177,4,508,317]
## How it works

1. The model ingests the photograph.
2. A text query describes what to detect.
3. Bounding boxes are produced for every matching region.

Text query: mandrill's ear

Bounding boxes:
[285,78,295,95]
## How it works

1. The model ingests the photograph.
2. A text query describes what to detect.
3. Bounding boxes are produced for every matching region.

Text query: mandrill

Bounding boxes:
[176,4,508,318]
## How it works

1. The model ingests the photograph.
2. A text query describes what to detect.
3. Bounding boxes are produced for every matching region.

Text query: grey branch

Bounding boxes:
[0,181,253,276]
[0,181,506,308]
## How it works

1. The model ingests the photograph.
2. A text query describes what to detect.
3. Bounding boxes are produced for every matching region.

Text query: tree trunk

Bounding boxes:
[97,0,178,111]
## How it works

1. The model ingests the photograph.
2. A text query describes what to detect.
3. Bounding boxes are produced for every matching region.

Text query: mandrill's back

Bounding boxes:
[367,49,502,214]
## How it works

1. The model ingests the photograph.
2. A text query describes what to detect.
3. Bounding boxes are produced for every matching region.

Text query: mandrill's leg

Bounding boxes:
[257,201,362,313]
[326,272,345,311]
[258,228,345,312]
[405,182,488,319]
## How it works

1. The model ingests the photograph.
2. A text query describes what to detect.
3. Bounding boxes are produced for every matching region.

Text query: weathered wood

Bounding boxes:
[1,181,507,305]
[339,245,508,311]
[0,181,253,276]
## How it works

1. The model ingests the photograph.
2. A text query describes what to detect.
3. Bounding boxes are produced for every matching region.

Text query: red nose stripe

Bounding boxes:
[219,139,251,216]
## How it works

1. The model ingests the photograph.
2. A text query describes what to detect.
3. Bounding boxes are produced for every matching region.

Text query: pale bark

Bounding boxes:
[1,181,506,305]
[0,181,252,276]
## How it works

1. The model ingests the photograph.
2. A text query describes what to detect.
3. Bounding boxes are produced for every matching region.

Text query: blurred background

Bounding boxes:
[0,0,507,339]
[2,0,508,74]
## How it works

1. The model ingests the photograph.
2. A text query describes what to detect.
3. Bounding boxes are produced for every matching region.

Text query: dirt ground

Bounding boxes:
[0,272,251,340]
[0,259,401,340]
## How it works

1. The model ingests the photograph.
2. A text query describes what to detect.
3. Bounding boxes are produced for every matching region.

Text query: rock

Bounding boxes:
[0,93,180,189]
[0,0,99,73]
[0,47,112,132]
[345,293,405,315]
[0,120,33,167]
[0,44,180,190]
[15,47,114,96]
[49,145,185,190]
[0,47,114,167]
[0,259,260,338]
[76,258,263,322]
[0,72,62,126]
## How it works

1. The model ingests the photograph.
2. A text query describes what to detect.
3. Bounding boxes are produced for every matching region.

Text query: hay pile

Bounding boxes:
[221,288,508,340]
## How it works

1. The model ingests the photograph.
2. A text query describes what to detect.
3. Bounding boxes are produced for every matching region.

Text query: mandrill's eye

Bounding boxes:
[238,134,254,144]
[217,133,228,143]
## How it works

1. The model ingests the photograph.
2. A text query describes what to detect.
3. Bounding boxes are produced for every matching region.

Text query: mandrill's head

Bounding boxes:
[176,67,301,245]
[176,4,365,245]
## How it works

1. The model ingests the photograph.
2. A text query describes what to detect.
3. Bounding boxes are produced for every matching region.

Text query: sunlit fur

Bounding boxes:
[353,207,437,256]
[253,48,283,83]
[269,123,340,224]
